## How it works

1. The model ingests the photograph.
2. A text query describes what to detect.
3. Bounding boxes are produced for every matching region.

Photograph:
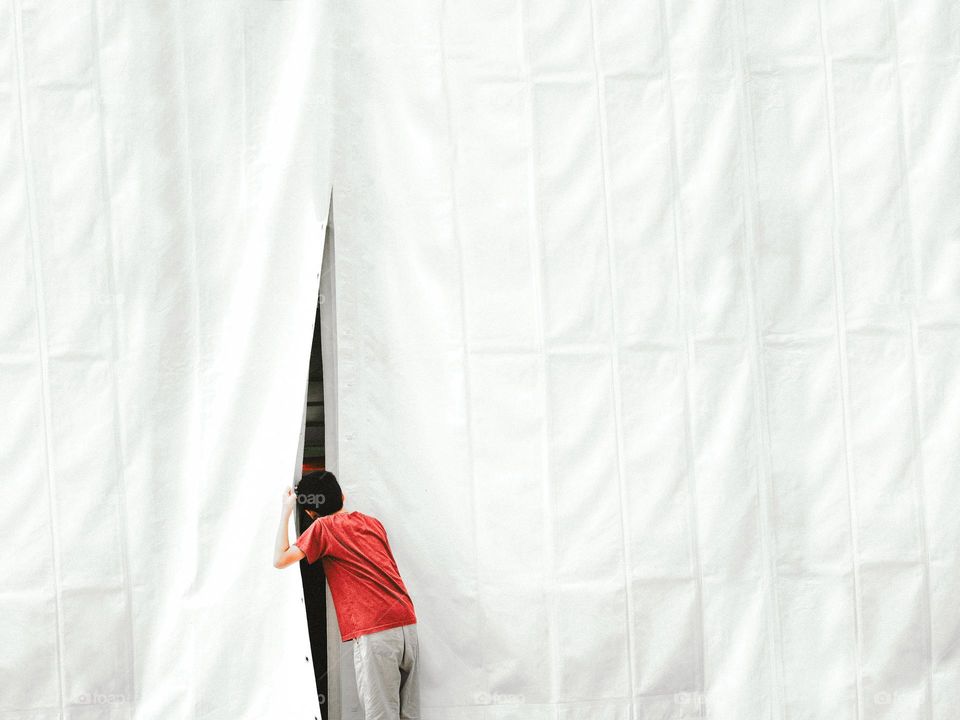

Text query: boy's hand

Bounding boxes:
[274,486,306,569]
[282,486,297,514]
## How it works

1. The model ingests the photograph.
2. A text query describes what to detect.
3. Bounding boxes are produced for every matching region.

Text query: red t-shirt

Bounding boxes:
[295,510,416,641]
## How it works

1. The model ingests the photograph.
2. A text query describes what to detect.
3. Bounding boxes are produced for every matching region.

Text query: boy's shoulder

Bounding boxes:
[328,509,379,525]
[349,510,385,531]
[353,510,381,524]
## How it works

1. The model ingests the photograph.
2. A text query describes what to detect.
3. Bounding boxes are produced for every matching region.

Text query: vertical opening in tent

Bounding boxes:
[297,199,337,717]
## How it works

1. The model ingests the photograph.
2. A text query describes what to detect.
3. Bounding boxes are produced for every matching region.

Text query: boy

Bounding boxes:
[274,470,419,720]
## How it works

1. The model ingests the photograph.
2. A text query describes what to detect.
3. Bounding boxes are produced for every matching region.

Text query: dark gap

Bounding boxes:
[298,217,332,717]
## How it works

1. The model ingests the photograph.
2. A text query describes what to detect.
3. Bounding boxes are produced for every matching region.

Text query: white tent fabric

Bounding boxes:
[4,1,960,720]
[327,3,960,720]
[3,1,330,718]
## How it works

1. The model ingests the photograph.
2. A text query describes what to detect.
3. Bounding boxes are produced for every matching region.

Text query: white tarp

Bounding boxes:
[4,1,960,719]
[328,2,960,719]
[3,1,330,718]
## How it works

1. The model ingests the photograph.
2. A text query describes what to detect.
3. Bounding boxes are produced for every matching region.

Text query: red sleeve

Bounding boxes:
[295,518,329,564]
[374,518,395,556]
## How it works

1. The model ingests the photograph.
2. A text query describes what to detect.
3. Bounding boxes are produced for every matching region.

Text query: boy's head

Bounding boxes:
[295,470,344,519]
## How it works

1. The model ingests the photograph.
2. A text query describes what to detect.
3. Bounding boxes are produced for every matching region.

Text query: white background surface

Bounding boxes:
[3,1,959,719]
[328,2,960,719]
[3,1,330,718]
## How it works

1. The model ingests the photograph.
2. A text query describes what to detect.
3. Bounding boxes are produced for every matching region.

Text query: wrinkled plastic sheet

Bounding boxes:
[3,1,329,718]
[328,2,960,719]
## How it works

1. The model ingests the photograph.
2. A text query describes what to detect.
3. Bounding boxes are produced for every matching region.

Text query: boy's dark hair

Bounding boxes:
[295,470,343,516]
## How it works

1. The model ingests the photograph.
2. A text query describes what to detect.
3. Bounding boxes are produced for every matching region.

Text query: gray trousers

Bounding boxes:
[352,623,420,720]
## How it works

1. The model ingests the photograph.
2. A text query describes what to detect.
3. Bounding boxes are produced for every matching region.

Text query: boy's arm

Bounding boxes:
[273,486,306,569]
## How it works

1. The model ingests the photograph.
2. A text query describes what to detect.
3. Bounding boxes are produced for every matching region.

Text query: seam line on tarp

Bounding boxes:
[889,2,936,716]
[171,2,205,715]
[11,0,67,713]
[517,6,561,712]
[438,0,489,697]
[731,0,788,717]
[816,5,865,718]
[657,0,708,710]
[90,1,137,708]
[586,0,638,713]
